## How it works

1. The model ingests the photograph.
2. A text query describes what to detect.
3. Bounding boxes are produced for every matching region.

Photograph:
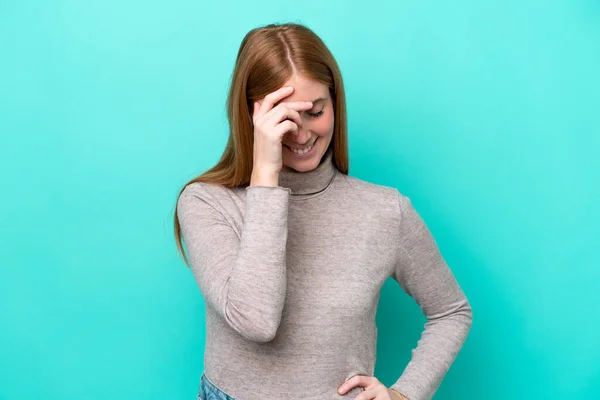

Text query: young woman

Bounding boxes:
[174,22,472,400]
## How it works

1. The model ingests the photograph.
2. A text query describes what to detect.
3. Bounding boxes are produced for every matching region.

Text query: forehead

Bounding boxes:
[279,75,329,103]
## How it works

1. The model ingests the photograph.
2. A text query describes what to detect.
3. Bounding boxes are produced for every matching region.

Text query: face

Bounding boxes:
[275,74,334,173]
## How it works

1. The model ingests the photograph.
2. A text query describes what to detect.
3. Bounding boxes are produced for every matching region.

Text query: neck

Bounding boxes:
[278,146,337,195]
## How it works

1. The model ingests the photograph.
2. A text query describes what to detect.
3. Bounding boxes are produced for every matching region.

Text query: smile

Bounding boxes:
[284,139,319,157]
[285,138,318,156]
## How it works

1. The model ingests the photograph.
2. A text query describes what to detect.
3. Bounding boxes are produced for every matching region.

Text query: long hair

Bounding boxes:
[174,22,350,266]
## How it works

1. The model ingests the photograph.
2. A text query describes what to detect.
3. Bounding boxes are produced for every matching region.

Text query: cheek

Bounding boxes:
[311,113,334,136]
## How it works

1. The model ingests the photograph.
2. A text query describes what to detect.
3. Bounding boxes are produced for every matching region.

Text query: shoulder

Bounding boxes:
[177,181,240,216]
[335,173,409,217]
[179,181,218,204]
[336,173,406,206]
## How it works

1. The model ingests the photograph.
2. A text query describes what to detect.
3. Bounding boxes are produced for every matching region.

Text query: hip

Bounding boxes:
[197,371,237,400]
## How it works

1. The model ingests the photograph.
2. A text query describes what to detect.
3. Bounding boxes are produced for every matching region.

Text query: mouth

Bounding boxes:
[284,138,318,156]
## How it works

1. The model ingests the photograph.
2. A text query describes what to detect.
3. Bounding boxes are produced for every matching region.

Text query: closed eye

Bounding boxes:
[306,110,324,118]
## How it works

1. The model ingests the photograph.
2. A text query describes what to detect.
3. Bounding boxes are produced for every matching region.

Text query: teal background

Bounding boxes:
[1,1,598,399]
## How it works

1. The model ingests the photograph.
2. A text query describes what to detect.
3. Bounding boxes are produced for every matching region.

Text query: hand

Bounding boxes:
[389,389,409,400]
[250,86,313,184]
[337,375,409,400]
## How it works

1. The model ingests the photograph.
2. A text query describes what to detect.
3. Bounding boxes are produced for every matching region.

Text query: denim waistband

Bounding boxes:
[198,371,237,400]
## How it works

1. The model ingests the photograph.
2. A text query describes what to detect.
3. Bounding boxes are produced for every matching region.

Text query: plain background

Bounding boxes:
[1,1,599,399]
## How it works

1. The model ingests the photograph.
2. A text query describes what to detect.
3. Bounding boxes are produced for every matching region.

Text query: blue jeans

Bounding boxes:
[197,371,237,400]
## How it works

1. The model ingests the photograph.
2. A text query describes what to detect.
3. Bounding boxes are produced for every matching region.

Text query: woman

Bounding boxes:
[174,22,472,400]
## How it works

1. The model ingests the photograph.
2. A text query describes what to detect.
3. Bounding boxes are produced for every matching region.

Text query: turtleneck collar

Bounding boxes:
[278,146,337,195]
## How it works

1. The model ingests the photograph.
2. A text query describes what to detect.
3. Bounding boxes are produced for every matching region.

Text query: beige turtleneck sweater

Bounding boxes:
[176,147,472,400]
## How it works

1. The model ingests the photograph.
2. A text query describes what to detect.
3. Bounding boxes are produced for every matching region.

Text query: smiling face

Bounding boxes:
[275,74,335,173]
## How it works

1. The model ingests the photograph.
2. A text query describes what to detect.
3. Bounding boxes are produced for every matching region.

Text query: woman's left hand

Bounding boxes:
[337,375,408,399]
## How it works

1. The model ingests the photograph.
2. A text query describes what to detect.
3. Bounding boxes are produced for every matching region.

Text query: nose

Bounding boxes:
[292,124,312,145]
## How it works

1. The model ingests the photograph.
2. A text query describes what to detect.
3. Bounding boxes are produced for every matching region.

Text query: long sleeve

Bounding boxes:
[389,191,473,400]
[176,183,292,343]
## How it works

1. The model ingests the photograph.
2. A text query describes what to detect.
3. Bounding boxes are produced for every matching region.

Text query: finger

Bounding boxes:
[252,101,265,124]
[356,387,378,400]
[337,375,375,395]
[257,86,295,118]
[265,106,303,130]
[262,101,312,125]
[252,101,260,120]
[277,101,314,111]
[273,119,298,138]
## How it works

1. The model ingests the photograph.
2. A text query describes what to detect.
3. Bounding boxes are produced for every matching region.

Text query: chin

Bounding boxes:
[283,146,323,172]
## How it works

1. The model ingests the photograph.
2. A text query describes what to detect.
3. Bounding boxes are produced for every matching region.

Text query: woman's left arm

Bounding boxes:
[388,190,473,400]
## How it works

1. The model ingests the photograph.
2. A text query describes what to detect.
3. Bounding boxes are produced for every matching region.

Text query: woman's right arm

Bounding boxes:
[177,85,312,343]
[177,182,292,343]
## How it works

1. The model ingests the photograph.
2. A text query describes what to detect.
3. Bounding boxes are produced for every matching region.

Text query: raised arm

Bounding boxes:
[389,191,473,400]
[176,183,291,343]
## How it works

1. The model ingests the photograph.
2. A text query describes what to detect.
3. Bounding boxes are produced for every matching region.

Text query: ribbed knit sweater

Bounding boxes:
[176,147,472,400]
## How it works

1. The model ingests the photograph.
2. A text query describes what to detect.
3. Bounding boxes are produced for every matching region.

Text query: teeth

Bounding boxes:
[291,142,313,154]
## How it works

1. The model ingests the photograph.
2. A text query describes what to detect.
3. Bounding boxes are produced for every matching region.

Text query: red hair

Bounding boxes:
[174,22,349,266]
